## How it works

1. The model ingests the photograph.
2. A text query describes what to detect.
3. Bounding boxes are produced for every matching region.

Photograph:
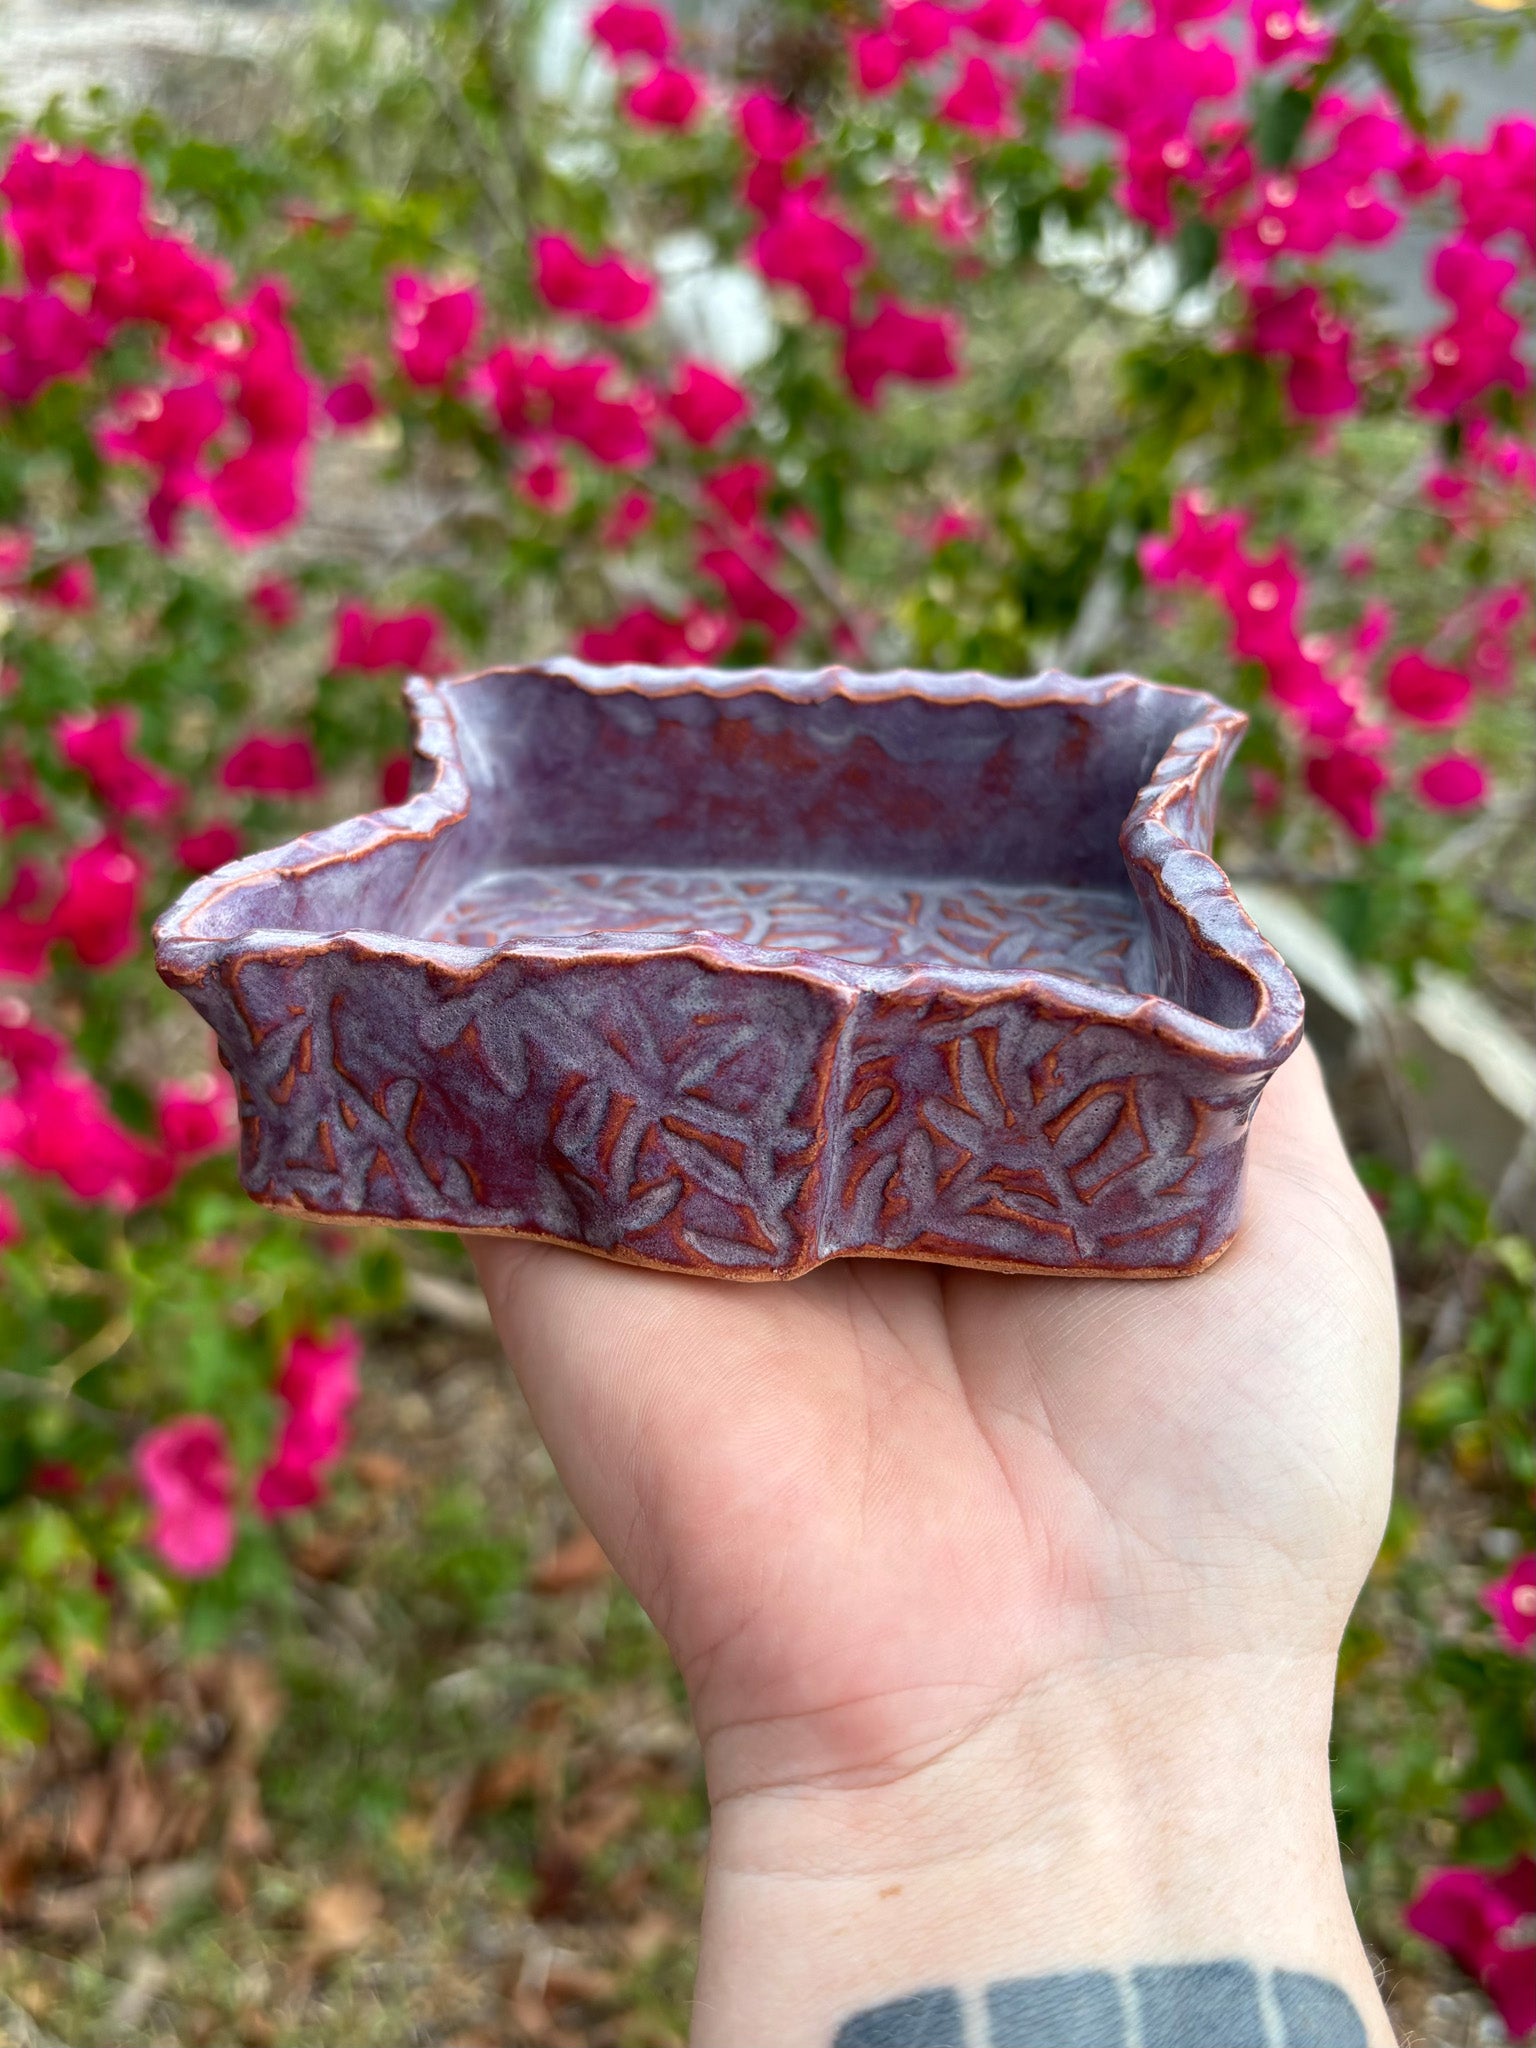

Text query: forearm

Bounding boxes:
[692,1654,1392,2048]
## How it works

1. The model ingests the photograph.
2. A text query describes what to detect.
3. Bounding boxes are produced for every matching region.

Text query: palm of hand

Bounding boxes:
[471,1044,1397,1803]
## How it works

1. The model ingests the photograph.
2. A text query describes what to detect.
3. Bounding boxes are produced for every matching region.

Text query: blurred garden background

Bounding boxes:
[0,0,1532,2040]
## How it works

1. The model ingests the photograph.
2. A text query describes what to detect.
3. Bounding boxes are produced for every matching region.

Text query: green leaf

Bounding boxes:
[1360,13,1426,131]
[0,1682,49,1747]
[1174,217,1219,295]
[1254,85,1313,169]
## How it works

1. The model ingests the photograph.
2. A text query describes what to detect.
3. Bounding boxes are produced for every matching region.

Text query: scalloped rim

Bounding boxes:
[154,661,1304,1075]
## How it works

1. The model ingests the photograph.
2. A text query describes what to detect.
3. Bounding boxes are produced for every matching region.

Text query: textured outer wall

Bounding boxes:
[155,663,1305,1281]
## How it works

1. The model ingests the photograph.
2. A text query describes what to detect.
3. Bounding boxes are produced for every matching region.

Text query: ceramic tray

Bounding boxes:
[155,662,1303,1280]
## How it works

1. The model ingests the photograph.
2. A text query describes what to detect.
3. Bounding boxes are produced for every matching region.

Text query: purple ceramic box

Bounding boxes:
[155,662,1303,1280]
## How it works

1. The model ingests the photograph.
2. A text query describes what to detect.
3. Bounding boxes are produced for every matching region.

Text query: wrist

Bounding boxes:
[704,1648,1339,1874]
[694,1652,1390,2048]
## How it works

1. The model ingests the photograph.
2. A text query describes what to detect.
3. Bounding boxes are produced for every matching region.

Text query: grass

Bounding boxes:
[0,1320,704,2048]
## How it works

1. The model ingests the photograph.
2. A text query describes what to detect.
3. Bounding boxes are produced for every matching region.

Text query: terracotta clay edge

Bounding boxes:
[250,1187,1241,1282]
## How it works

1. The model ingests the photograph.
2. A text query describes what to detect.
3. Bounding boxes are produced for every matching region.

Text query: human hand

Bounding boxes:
[469,1039,1399,2046]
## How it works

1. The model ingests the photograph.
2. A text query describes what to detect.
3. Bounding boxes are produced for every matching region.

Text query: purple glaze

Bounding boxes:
[154,662,1304,1280]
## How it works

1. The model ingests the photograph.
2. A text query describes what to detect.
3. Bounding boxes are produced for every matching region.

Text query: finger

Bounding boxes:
[1239,1037,1390,1271]
[463,1233,848,1564]
[1244,1035,1356,1187]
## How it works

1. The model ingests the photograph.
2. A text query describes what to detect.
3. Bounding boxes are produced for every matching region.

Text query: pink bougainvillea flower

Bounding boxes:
[1484,1946,1536,2044]
[480,343,536,435]
[0,1191,20,1249]
[738,92,810,163]
[897,167,988,245]
[1464,582,1532,689]
[176,820,241,872]
[134,1416,235,1577]
[0,287,102,404]
[701,459,771,533]
[625,64,704,129]
[964,0,1040,46]
[1040,0,1107,32]
[55,707,182,822]
[1461,1787,1506,1822]
[249,575,299,628]
[1384,651,1472,726]
[888,0,956,61]
[0,529,33,584]
[1249,284,1358,418]
[578,605,693,665]
[0,996,62,1078]
[1428,237,1523,318]
[939,55,1012,137]
[91,225,227,341]
[49,834,142,966]
[589,0,671,60]
[665,361,749,445]
[380,753,413,805]
[561,386,652,465]
[0,865,53,979]
[1440,117,1536,256]
[324,364,379,427]
[533,234,655,325]
[1427,321,1530,419]
[1481,1553,1536,1649]
[1264,648,1355,741]
[1251,0,1332,67]
[516,448,572,512]
[930,505,984,545]
[602,488,654,547]
[851,28,906,93]
[389,273,481,388]
[255,1326,362,1517]
[0,751,51,836]
[1305,742,1388,841]
[4,1064,172,1206]
[1219,549,1305,668]
[1154,0,1231,25]
[1120,133,1207,232]
[743,156,791,215]
[0,139,145,288]
[1416,286,1528,417]
[1071,30,1236,147]
[1230,106,1409,269]
[699,545,801,644]
[1416,753,1487,811]
[1353,601,1393,659]
[31,559,96,612]
[158,1071,236,1158]
[219,732,319,795]
[484,346,654,465]
[99,379,224,481]
[332,601,441,672]
[225,281,312,451]
[843,300,959,405]
[1406,1858,1536,2040]
[1407,1861,1528,1969]
[206,447,305,540]
[753,193,868,322]
[1139,491,1247,586]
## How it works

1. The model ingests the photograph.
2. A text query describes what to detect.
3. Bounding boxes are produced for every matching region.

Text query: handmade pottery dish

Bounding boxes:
[155,662,1303,1280]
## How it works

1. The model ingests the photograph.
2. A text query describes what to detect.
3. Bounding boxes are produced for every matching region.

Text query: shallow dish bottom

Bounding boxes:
[422,864,1154,989]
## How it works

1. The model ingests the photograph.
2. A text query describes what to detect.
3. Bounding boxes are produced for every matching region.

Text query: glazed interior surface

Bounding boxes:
[391,671,1199,991]
[447,670,1194,886]
[423,866,1157,988]
[182,669,1232,1006]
